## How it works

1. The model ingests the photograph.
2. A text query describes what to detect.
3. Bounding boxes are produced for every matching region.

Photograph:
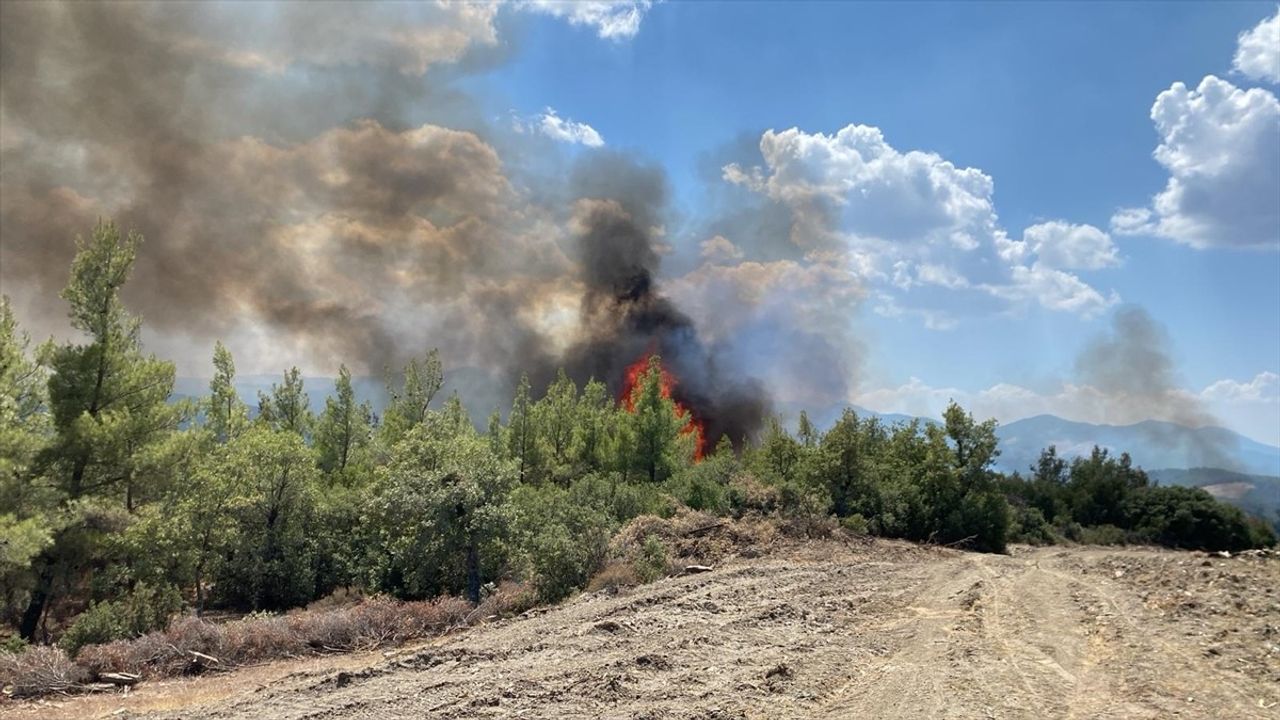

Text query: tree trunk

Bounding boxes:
[465,539,481,604]
[195,559,206,617]
[19,560,55,642]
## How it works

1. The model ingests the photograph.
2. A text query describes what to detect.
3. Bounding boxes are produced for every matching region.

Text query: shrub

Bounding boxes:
[586,561,641,593]
[475,581,535,618]
[60,582,184,656]
[59,600,128,655]
[509,485,613,602]
[633,535,671,583]
[1079,524,1127,546]
[1123,485,1273,551]
[840,514,870,536]
[727,472,782,517]
[0,645,87,698]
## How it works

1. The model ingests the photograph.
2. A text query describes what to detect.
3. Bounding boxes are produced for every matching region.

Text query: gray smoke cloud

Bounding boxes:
[0,1,869,443]
[1076,306,1238,469]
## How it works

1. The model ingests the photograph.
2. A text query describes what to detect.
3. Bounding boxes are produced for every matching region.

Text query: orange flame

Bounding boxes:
[620,354,707,461]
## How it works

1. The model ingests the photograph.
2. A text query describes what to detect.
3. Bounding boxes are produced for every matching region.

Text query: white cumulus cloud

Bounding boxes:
[724,124,1119,323]
[1112,75,1280,249]
[521,1,653,40]
[1023,221,1119,270]
[1234,7,1280,84]
[514,108,605,147]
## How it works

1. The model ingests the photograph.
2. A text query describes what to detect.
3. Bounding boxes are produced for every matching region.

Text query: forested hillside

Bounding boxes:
[1,222,1273,682]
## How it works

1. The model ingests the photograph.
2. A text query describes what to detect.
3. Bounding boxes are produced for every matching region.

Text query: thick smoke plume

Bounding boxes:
[1,2,783,442]
[553,155,770,446]
[1076,306,1238,469]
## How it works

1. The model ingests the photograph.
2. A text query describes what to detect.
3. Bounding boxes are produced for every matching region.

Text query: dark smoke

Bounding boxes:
[553,154,770,447]
[1076,306,1238,469]
[0,2,775,442]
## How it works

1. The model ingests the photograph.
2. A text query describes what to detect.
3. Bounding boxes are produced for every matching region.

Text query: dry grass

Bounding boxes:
[6,595,479,700]
[585,561,641,593]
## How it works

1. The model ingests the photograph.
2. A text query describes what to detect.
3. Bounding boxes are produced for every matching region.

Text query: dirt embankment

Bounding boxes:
[6,539,1278,720]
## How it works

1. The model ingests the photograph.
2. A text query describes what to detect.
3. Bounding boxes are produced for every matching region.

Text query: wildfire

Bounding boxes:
[620,354,707,461]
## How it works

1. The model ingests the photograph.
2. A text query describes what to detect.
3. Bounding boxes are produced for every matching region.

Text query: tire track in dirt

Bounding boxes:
[19,542,1273,720]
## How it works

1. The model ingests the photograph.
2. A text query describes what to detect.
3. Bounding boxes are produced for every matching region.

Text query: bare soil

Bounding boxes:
[5,539,1278,719]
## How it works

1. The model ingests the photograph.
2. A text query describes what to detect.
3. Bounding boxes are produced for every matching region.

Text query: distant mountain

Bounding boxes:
[994,415,1280,478]
[1149,467,1280,531]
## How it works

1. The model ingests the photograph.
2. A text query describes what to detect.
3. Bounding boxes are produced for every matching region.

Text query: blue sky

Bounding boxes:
[2,1,1277,444]
[471,2,1280,442]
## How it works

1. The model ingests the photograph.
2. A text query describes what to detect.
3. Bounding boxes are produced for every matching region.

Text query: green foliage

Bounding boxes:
[59,582,182,655]
[206,341,247,443]
[632,535,670,583]
[1123,485,1275,551]
[508,484,612,601]
[314,364,372,478]
[368,430,514,602]
[214,426,319,610]
[379,350,443,446]
[256,367,311,437]
[626,356,690,483]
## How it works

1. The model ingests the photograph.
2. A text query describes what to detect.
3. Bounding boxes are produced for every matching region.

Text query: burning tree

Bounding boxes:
[621,355,705,482]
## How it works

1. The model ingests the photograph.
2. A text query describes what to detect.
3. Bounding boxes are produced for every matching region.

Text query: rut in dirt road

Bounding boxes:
[125,541,1279,720]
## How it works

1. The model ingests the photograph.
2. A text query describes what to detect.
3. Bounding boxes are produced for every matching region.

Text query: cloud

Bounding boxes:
[1234,7,1280,84]
[984,263,1119,317]
[521,1,653,40]
[724,124,1118,324]
[1022,221,1119,270]
[1112,75,1280,249]
[1201,371,1280,403]
[515,108,605,147]
[723,125,998,251]
[699,235,745,264]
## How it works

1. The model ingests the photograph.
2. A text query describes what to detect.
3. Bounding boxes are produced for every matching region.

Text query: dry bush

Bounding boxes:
[223,613,303,664]
[288,606,360,651]
[0,645,87,698]
[779,511,838,539]
[728,473,782,516]
[475,582,535,618]
[585,561,641,593]
[403,596,473,633]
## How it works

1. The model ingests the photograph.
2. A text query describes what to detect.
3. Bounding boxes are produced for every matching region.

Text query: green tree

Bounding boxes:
[536,369,578,476]
[22,221,180,640]
[625,356,688,483]
[206,341,247,443]
[369,432,514,602]
[215,426,318,610]
[256,367,311,437]
[0,296,56,617]
[314,365,372,477]
[797,410,818,447]
[573,379,613,472]
[379,350,443,445]
[507,374,540,483]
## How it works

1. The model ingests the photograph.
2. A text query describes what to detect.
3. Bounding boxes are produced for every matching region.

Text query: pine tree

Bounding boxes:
[315,365,372,475]
[22,221,180,639]
[207,341,246,443]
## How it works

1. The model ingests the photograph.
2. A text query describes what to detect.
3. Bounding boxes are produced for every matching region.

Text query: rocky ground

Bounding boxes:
[5,538,1278,720]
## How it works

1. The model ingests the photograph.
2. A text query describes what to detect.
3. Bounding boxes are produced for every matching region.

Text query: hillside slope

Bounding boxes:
[12,539,1274,720]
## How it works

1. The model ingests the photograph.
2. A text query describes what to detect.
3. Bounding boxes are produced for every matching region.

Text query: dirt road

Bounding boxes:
[10,540,1279,719]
